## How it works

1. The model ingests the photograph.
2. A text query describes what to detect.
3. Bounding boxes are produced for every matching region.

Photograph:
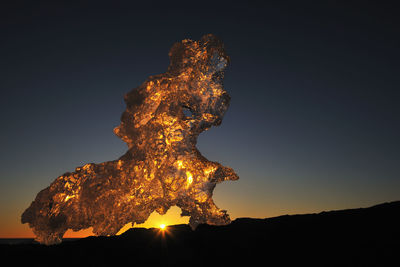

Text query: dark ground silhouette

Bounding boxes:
[1,201,399,266]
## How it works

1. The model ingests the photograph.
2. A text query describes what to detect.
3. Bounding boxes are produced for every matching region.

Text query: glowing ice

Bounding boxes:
[21,34,239,245]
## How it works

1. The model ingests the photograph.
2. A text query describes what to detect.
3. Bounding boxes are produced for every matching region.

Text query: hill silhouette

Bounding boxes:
[2,201,399,266]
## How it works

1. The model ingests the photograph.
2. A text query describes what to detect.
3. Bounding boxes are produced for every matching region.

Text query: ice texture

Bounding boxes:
[21,34,239,245]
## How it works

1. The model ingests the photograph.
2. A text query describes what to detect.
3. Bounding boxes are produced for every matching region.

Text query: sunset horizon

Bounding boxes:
[1,5,399,265]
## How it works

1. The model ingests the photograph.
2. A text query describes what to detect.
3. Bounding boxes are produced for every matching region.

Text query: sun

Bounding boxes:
[159,224,166,230]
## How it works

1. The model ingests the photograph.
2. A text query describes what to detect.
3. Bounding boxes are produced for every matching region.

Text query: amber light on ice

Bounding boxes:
[21,34,239,245]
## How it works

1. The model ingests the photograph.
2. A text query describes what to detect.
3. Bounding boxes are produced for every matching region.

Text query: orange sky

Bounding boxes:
[2,192,394,239]
[1,206,188,238]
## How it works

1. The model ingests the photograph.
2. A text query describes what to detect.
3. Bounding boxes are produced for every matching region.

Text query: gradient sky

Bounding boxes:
[1,1,399,238]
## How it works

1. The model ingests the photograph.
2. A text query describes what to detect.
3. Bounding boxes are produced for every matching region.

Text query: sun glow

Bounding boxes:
[186,171,193,186]
[159,224,166,230]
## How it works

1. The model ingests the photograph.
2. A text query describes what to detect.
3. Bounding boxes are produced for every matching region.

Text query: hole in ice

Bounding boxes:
[182,107,194,118]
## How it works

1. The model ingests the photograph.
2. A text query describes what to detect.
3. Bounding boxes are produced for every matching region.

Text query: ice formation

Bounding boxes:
[21,34,239,245]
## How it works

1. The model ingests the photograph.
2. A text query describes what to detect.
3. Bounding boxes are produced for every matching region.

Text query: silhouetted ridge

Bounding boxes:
[2,201,400,266]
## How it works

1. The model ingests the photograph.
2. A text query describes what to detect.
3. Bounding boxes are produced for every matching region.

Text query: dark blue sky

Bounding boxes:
[1,1,399,236]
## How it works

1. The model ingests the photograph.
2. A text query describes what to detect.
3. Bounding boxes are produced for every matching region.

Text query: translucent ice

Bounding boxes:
[21,34,238,245]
